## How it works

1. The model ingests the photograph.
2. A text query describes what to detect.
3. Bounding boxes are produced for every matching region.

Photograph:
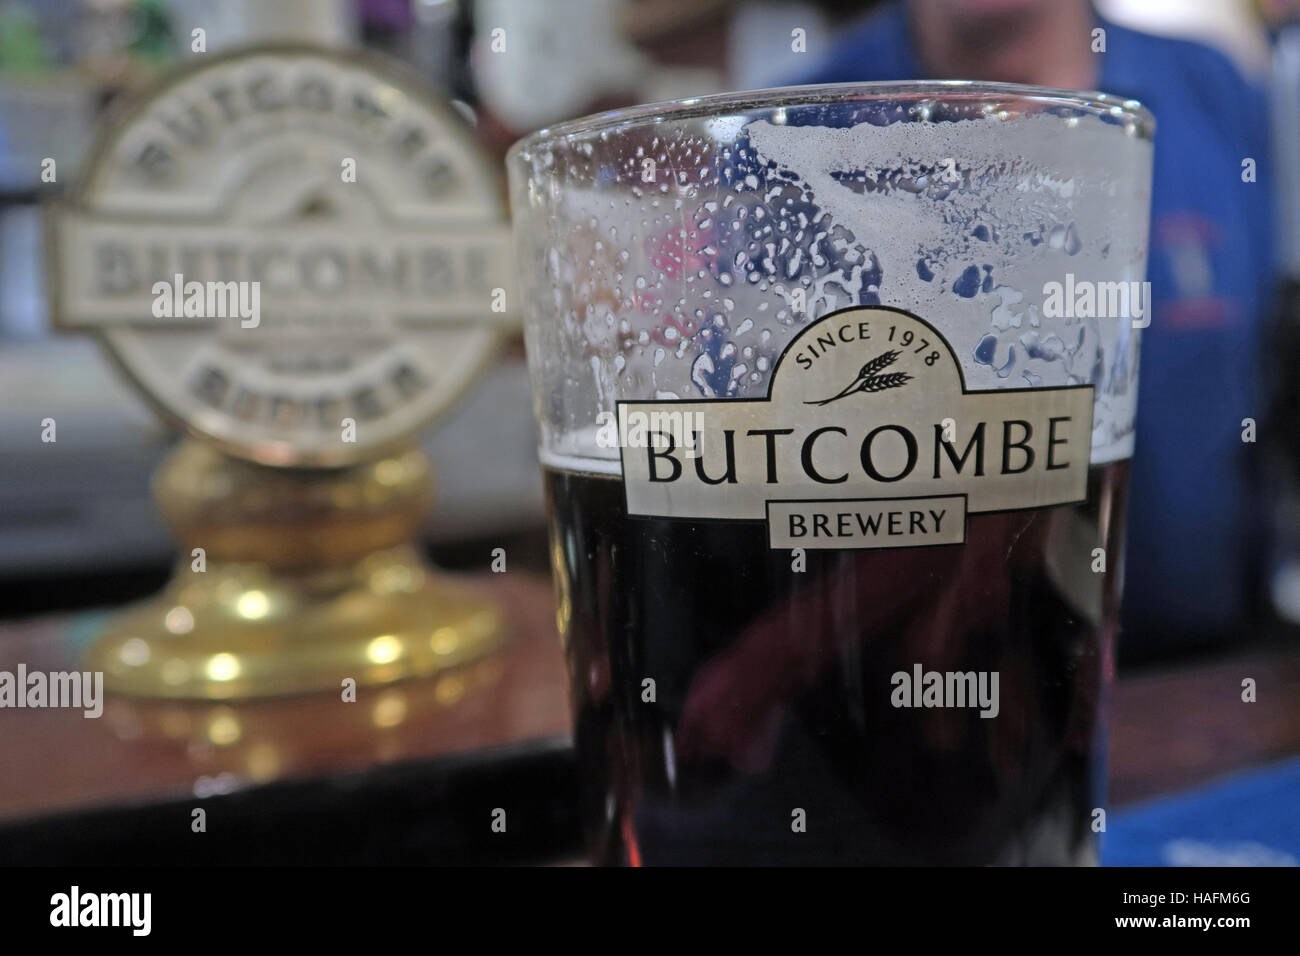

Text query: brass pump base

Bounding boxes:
[85,441,508,700]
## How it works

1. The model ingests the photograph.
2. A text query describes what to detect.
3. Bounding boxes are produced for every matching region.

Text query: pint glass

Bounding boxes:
[507,83,1154,865]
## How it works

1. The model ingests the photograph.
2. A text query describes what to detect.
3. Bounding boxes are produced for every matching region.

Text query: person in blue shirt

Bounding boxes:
[794,0,1275,656]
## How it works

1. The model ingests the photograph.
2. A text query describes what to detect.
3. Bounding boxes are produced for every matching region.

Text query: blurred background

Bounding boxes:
[1,0,1299,866]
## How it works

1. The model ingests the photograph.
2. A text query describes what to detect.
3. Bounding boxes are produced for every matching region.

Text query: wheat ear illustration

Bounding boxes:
[854,372,912,394]
[854,349,903,379]
[806,349,911,405]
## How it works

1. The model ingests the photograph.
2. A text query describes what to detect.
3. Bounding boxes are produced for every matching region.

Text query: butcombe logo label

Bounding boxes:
[48,45,513,466]
[618,306,1094,550]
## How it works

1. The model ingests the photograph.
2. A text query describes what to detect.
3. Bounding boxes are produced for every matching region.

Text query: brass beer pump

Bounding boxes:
[84,442,507,699]
[49,45,516,700]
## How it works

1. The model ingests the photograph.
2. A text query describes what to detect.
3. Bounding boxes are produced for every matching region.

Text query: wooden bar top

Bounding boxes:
[1,570,1297,823]
[0,573,570,823]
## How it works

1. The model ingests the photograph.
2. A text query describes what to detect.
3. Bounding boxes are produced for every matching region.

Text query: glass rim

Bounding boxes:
[507,80,1154,159]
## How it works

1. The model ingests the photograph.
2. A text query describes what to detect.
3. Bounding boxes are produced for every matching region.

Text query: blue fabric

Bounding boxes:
[794,2,1275,639]
[1103,758,1300,866]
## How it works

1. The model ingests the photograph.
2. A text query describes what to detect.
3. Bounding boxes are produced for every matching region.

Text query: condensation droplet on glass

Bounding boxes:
[690,352,716,396]
[1063,222,1082,255]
